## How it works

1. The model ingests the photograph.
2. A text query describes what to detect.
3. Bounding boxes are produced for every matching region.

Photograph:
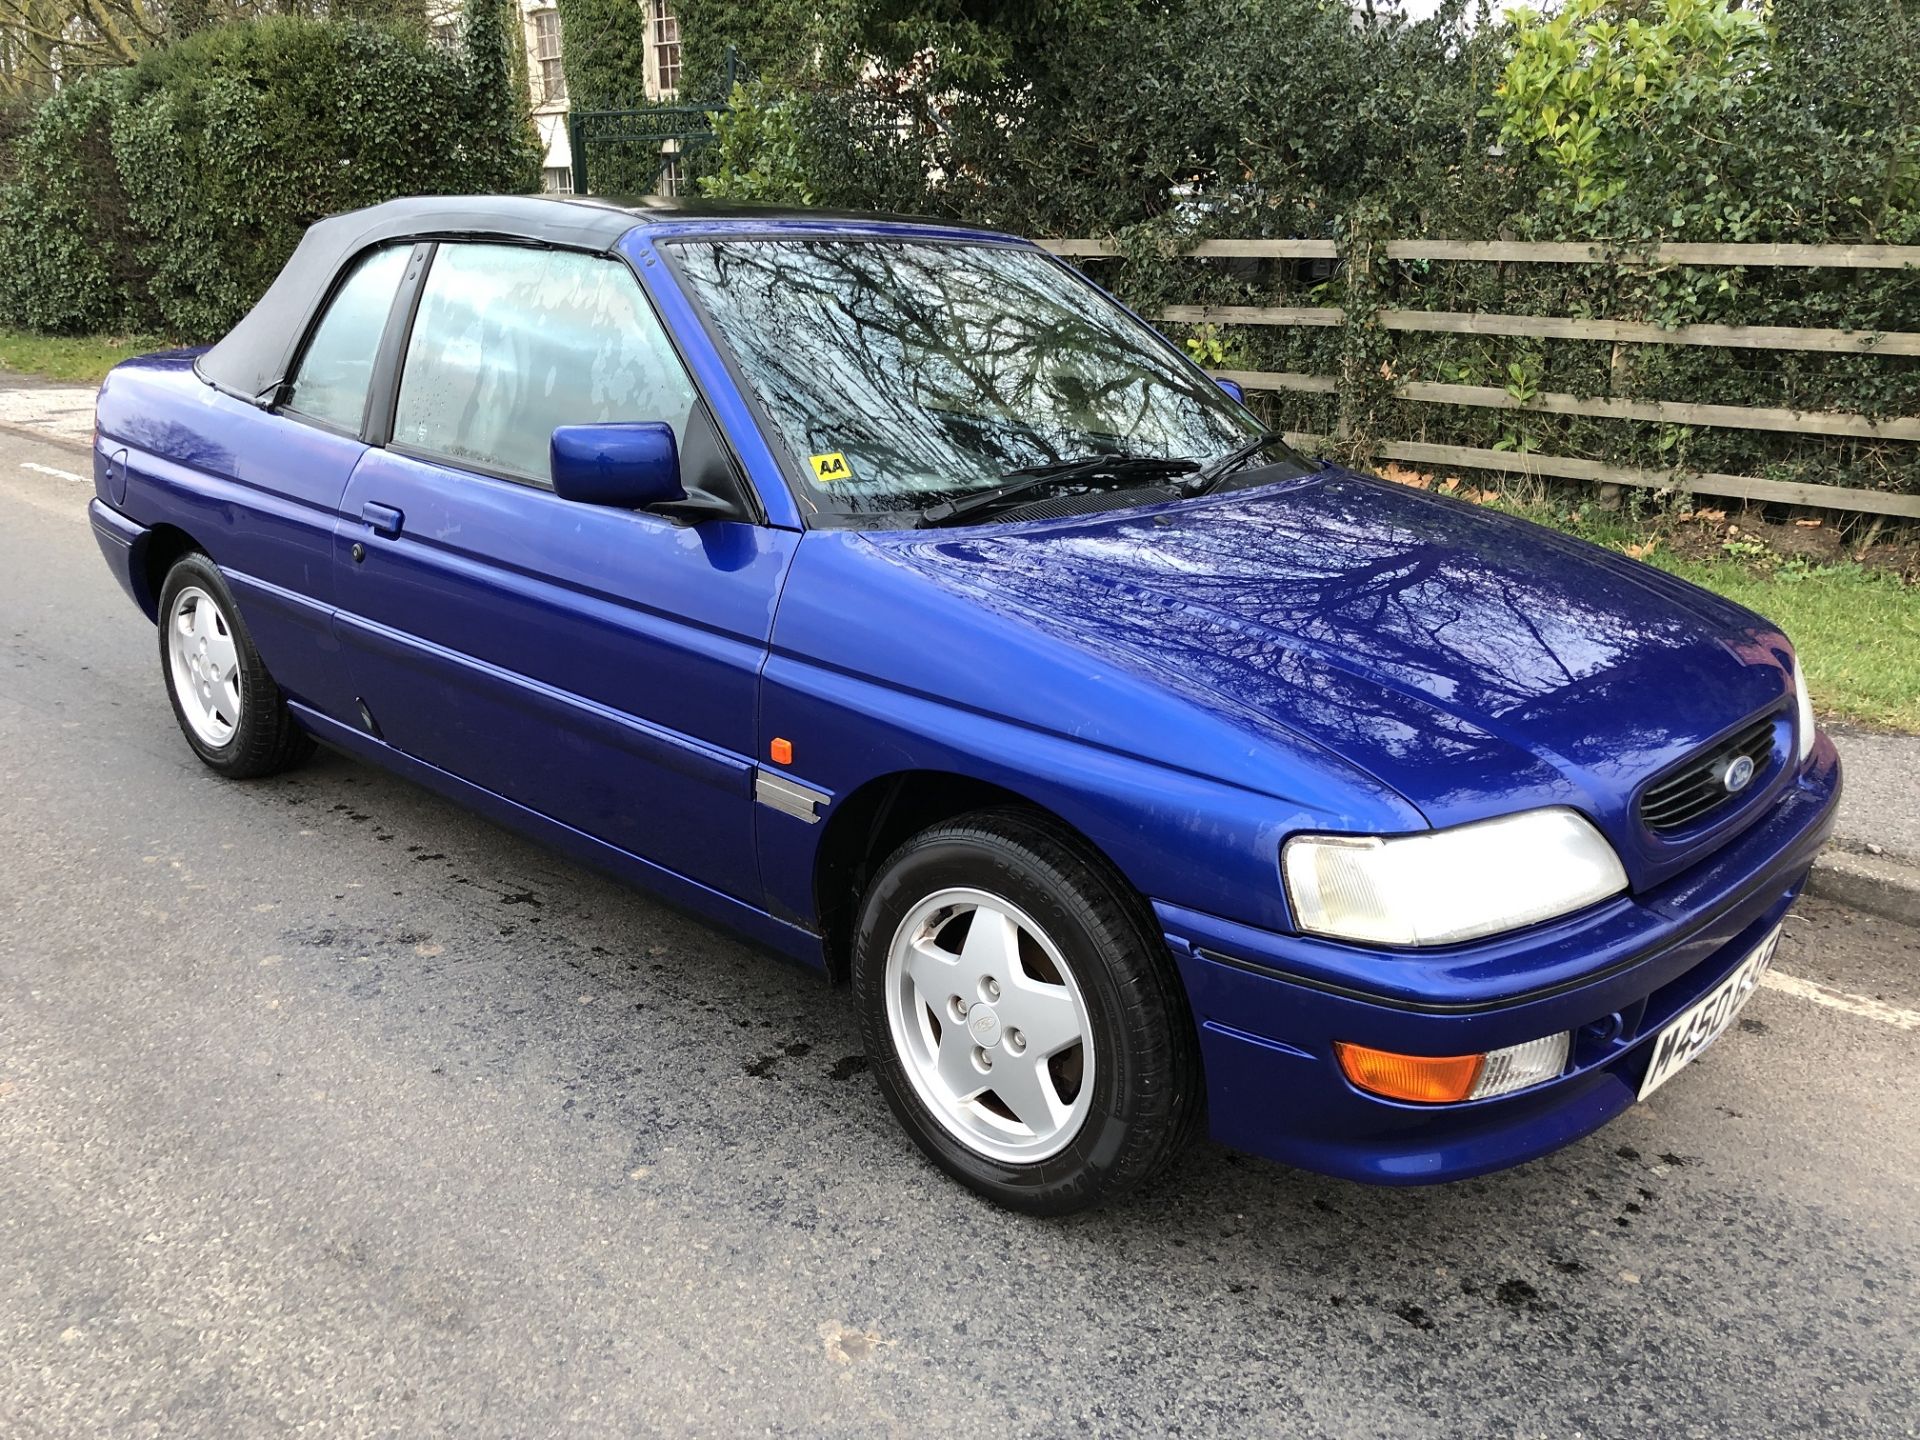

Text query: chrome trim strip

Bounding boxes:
[756,770,829,824]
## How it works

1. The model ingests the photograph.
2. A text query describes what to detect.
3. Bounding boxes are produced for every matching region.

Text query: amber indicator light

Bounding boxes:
[1334,1042,1486,1104]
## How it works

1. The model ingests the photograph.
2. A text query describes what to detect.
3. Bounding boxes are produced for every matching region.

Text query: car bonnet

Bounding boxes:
[858,468,1794,887]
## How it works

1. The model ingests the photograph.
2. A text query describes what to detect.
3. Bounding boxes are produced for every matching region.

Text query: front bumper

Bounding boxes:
[1160,739,1841,1184]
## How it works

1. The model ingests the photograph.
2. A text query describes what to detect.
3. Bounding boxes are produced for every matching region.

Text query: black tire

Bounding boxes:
[156,552,314,779]
[851,808,1203,1215]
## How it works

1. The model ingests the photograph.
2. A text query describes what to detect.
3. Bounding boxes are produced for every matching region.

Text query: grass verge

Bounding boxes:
[0,329,174,385]
[1645,556,1919,733]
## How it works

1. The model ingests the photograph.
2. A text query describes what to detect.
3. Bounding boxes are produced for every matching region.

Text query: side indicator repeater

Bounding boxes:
[769,737,793,766]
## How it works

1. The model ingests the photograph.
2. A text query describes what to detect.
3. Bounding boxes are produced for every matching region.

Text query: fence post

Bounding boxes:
[569,111,590,196]
[1333,203,1390,469]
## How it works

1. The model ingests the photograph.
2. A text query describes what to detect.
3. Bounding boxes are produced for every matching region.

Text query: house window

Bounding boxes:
[649,1,680,96]
[657,154,682,197]
[542,166,574,194]
[429,15,459,53]
[532,9,567,105]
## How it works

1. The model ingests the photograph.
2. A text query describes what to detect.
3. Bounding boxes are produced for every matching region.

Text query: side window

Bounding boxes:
[285,245,410,433]
[392,243,697,484]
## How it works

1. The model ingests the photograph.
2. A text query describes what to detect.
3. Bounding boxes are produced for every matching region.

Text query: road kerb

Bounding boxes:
[1808,848,1920,929]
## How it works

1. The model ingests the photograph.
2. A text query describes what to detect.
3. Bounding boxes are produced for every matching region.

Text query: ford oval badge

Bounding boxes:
[1723,754,1756,794]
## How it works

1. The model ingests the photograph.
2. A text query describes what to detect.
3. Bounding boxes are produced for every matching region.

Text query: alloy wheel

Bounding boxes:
[167,585,242,748]
[883,887,1096,1164]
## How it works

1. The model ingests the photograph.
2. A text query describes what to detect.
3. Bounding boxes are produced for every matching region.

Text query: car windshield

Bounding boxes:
[668,237,1304,522]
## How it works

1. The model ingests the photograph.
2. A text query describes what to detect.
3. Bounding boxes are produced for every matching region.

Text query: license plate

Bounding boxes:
[1637,926,1780,1101]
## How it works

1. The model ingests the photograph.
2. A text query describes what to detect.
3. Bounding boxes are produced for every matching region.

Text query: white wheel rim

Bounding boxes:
[884,887,1096,1164]
[167,586,241,748]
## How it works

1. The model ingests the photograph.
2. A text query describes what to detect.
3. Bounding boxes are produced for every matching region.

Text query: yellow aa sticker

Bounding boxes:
[809,452,854,483]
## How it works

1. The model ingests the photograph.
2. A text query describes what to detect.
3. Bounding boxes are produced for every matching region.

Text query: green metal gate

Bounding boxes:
[565,48,741,197]
[566,102,721,197]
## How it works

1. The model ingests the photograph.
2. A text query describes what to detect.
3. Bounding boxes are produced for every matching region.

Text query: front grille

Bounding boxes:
[1638,716,1777,835]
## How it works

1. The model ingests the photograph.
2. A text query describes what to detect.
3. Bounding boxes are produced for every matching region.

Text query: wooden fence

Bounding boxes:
[1037,238,1920,520]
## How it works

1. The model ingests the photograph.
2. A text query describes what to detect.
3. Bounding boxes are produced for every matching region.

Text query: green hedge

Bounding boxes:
[685,0,1920,511]
[0,14,540,340]
[0,80,146,333]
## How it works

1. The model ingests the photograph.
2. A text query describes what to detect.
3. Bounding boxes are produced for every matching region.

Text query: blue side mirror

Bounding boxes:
[551,422,685,509]
[1215,376,1246,405]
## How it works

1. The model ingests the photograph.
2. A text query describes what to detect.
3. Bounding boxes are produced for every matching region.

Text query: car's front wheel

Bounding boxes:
[157,553,313,778]
[852,810,1202,1214]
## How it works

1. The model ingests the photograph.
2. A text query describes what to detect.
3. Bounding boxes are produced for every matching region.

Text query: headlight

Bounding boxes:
[1283,807,1629,948]
[1792,654,1817,763]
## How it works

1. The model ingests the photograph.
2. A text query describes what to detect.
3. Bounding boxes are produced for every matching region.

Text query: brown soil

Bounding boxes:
[1660,508,1920,581]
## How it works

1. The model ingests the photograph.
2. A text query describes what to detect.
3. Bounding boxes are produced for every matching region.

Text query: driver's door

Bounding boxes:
[332,241,796,903]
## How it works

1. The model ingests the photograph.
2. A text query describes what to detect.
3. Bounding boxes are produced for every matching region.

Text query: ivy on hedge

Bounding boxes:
[0,78,146,333]
[0,14,541,339]
[674,0,845,99]
[552,0,672,193]
[555,0,655,108]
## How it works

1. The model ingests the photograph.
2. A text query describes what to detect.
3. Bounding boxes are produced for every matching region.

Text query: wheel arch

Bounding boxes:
[812,769,1141,985]
[136,523,211,622]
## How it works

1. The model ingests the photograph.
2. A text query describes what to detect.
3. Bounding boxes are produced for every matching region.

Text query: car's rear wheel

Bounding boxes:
[157,553,313,778]
[852,809,1202,1214]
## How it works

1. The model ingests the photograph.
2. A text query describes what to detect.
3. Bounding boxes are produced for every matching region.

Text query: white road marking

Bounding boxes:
[1762,970,1920,1031]
[20,461,89,485]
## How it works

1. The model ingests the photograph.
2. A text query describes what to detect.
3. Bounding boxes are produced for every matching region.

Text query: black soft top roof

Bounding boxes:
[195,193,1007,406]
[198,195,650,405]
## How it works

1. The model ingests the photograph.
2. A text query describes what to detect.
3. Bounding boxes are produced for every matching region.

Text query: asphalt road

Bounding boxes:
[1,433,1916,1438]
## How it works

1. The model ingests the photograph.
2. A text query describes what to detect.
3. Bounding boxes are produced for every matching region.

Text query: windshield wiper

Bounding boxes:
[1179,431,1291,497]
[917,453,1198,528]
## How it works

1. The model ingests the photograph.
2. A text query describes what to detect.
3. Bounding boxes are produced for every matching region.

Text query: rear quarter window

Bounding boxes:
[284,245,411,434]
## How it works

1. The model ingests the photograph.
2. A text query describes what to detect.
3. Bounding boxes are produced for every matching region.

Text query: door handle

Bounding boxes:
[360,502,404,538]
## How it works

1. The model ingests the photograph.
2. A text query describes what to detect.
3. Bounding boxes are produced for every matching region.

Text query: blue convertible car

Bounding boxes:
[90,196,1839,1213]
